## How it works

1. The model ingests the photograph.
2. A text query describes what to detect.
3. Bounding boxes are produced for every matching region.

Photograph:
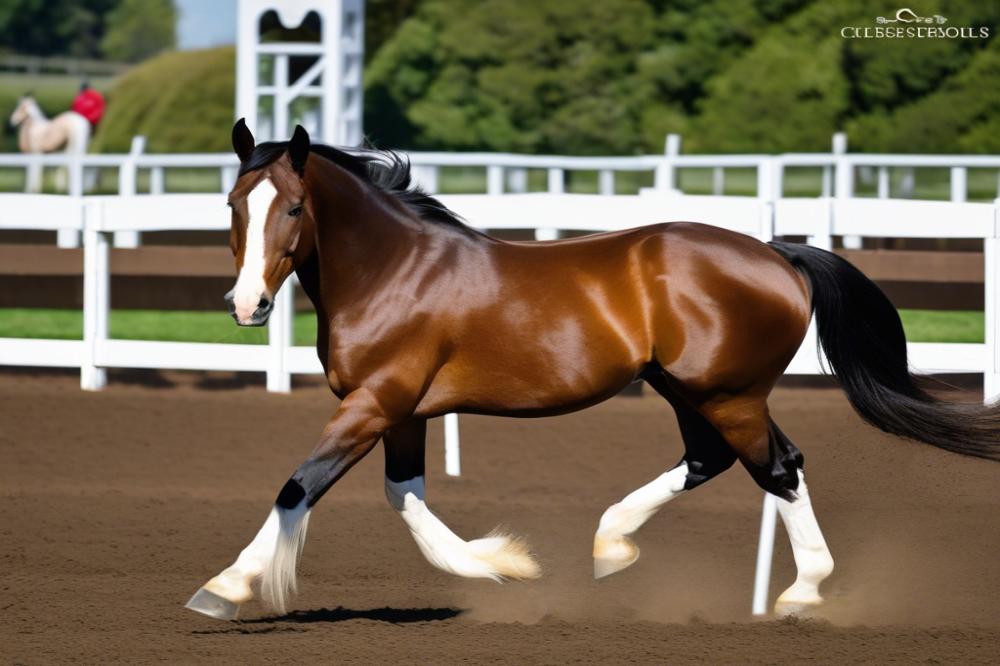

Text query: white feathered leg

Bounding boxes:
[593,462,689,578]
[773,470,834,615]
[186,500,310,620]
[386,476,540,581]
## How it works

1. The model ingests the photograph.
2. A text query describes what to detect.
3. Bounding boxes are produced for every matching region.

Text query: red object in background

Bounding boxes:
[72,88,106,128]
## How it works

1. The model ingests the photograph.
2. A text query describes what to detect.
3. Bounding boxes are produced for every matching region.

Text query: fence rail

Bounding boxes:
[5,133,1000,249]
[1,189,997,392]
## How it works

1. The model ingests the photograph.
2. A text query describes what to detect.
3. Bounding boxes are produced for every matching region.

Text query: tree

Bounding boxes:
[0,0,119,59]
[100,0,175,63]
[847,39,1000,154]
[366,0,658,154]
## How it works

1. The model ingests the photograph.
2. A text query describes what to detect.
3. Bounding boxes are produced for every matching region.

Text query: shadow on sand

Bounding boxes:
[191,607,464,634]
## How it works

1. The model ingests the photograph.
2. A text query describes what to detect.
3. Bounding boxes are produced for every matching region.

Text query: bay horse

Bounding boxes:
[9,96,90,193]
[186,120,999,621]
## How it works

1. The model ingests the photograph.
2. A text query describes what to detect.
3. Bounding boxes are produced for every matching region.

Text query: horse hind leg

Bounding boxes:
[762,422,835,614]
[593,378,737,578]
[384,419,541,581]
[702,399,834,615]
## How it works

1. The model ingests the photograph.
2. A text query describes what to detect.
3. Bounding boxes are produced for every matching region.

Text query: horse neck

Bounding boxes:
[22,100,45,122]
[305,157,427,287]
[293,249,322,313]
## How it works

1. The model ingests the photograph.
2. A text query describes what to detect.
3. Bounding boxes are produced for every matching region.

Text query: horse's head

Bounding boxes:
[9,95,37,127]
[224,119,314,326]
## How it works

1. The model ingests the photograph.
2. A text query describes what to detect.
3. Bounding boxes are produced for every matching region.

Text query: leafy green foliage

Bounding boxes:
[0,0,119,59]
[99,0,175,63]
[21,0,996,155]
[366,0,659,154]
[847,38,1000,153]
[367,0,999,154]
[91,47,234,153]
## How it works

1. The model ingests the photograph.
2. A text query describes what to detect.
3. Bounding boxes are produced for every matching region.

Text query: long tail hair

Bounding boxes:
[769,241,999,461]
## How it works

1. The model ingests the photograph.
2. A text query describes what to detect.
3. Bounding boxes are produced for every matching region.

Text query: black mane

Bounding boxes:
[238,141,471,232]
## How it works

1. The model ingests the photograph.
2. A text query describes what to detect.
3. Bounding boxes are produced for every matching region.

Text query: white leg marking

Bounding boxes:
[385,476,540,581]
[232,177,277,321]
[774,470,834,614]
[593,462,688,578]
[190,499,310,618]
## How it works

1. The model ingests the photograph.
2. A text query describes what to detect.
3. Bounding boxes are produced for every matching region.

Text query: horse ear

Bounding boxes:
[232,118,255,163]
[288,125,310,176]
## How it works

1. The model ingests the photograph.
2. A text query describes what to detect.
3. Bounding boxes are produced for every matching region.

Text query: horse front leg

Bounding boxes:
[383,419,541,582]
[185,388,389,620]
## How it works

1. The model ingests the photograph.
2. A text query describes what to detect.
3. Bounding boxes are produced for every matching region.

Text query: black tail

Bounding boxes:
[769,240,999,461]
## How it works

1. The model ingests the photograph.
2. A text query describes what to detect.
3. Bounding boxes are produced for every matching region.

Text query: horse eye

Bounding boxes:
[288,205,303,217]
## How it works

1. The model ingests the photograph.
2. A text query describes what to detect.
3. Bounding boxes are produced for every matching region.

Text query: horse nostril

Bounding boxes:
[257,296,271,310]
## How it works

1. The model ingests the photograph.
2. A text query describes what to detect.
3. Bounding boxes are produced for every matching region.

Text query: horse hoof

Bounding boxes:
[593,535,639,579]
[773,596,823,618]
[185,587,241,621]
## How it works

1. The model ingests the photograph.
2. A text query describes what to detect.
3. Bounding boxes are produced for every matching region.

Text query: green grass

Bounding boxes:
[0,308,318,347]
[0,307,983,345]
[897,309,984,344]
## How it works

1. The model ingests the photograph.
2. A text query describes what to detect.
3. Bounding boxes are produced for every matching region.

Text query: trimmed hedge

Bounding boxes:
[91,46,234,153]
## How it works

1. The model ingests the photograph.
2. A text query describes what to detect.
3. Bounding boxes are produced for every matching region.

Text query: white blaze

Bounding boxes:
[232,177,277,321]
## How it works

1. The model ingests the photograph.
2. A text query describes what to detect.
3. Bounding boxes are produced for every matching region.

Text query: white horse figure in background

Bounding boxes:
[10,96,91,193]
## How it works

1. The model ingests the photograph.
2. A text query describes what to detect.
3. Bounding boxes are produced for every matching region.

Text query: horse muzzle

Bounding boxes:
[225,289,273,327]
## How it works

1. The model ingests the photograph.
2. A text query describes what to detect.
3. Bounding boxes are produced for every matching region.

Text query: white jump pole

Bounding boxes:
[444,413,461,476]
[751,492,778,615]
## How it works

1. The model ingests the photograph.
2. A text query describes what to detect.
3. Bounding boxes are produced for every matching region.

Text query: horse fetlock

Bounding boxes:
[801,548,835,584]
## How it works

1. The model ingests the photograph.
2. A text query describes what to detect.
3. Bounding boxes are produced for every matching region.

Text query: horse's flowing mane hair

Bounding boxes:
[238,141,472,232]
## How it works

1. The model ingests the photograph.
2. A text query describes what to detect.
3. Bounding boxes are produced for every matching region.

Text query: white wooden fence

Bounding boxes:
[5,132,1000,249]
[2,160,998,616]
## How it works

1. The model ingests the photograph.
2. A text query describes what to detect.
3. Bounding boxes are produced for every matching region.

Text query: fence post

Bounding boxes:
[113,136,144,248]
[25,153,43,195]
[598,169,615,196]
[487,165,504,195]
[833,133,860,250]
[81,200,108,390]
[150,166,165,195]
[537,171,564,242]
[655,133,681,193]
[751,493,778,615]
[712,166,725,195]
[756,158,776,242]
[547,168,564,194]
[221,166,238,193]
[411,165,439,194]
[266,280,293,392]
[444,412,461,476]
[877,166,890,199]
[507,167,528,193]
[985,200,1000,404]
[56,155,83,248]
[950,167,967,203]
